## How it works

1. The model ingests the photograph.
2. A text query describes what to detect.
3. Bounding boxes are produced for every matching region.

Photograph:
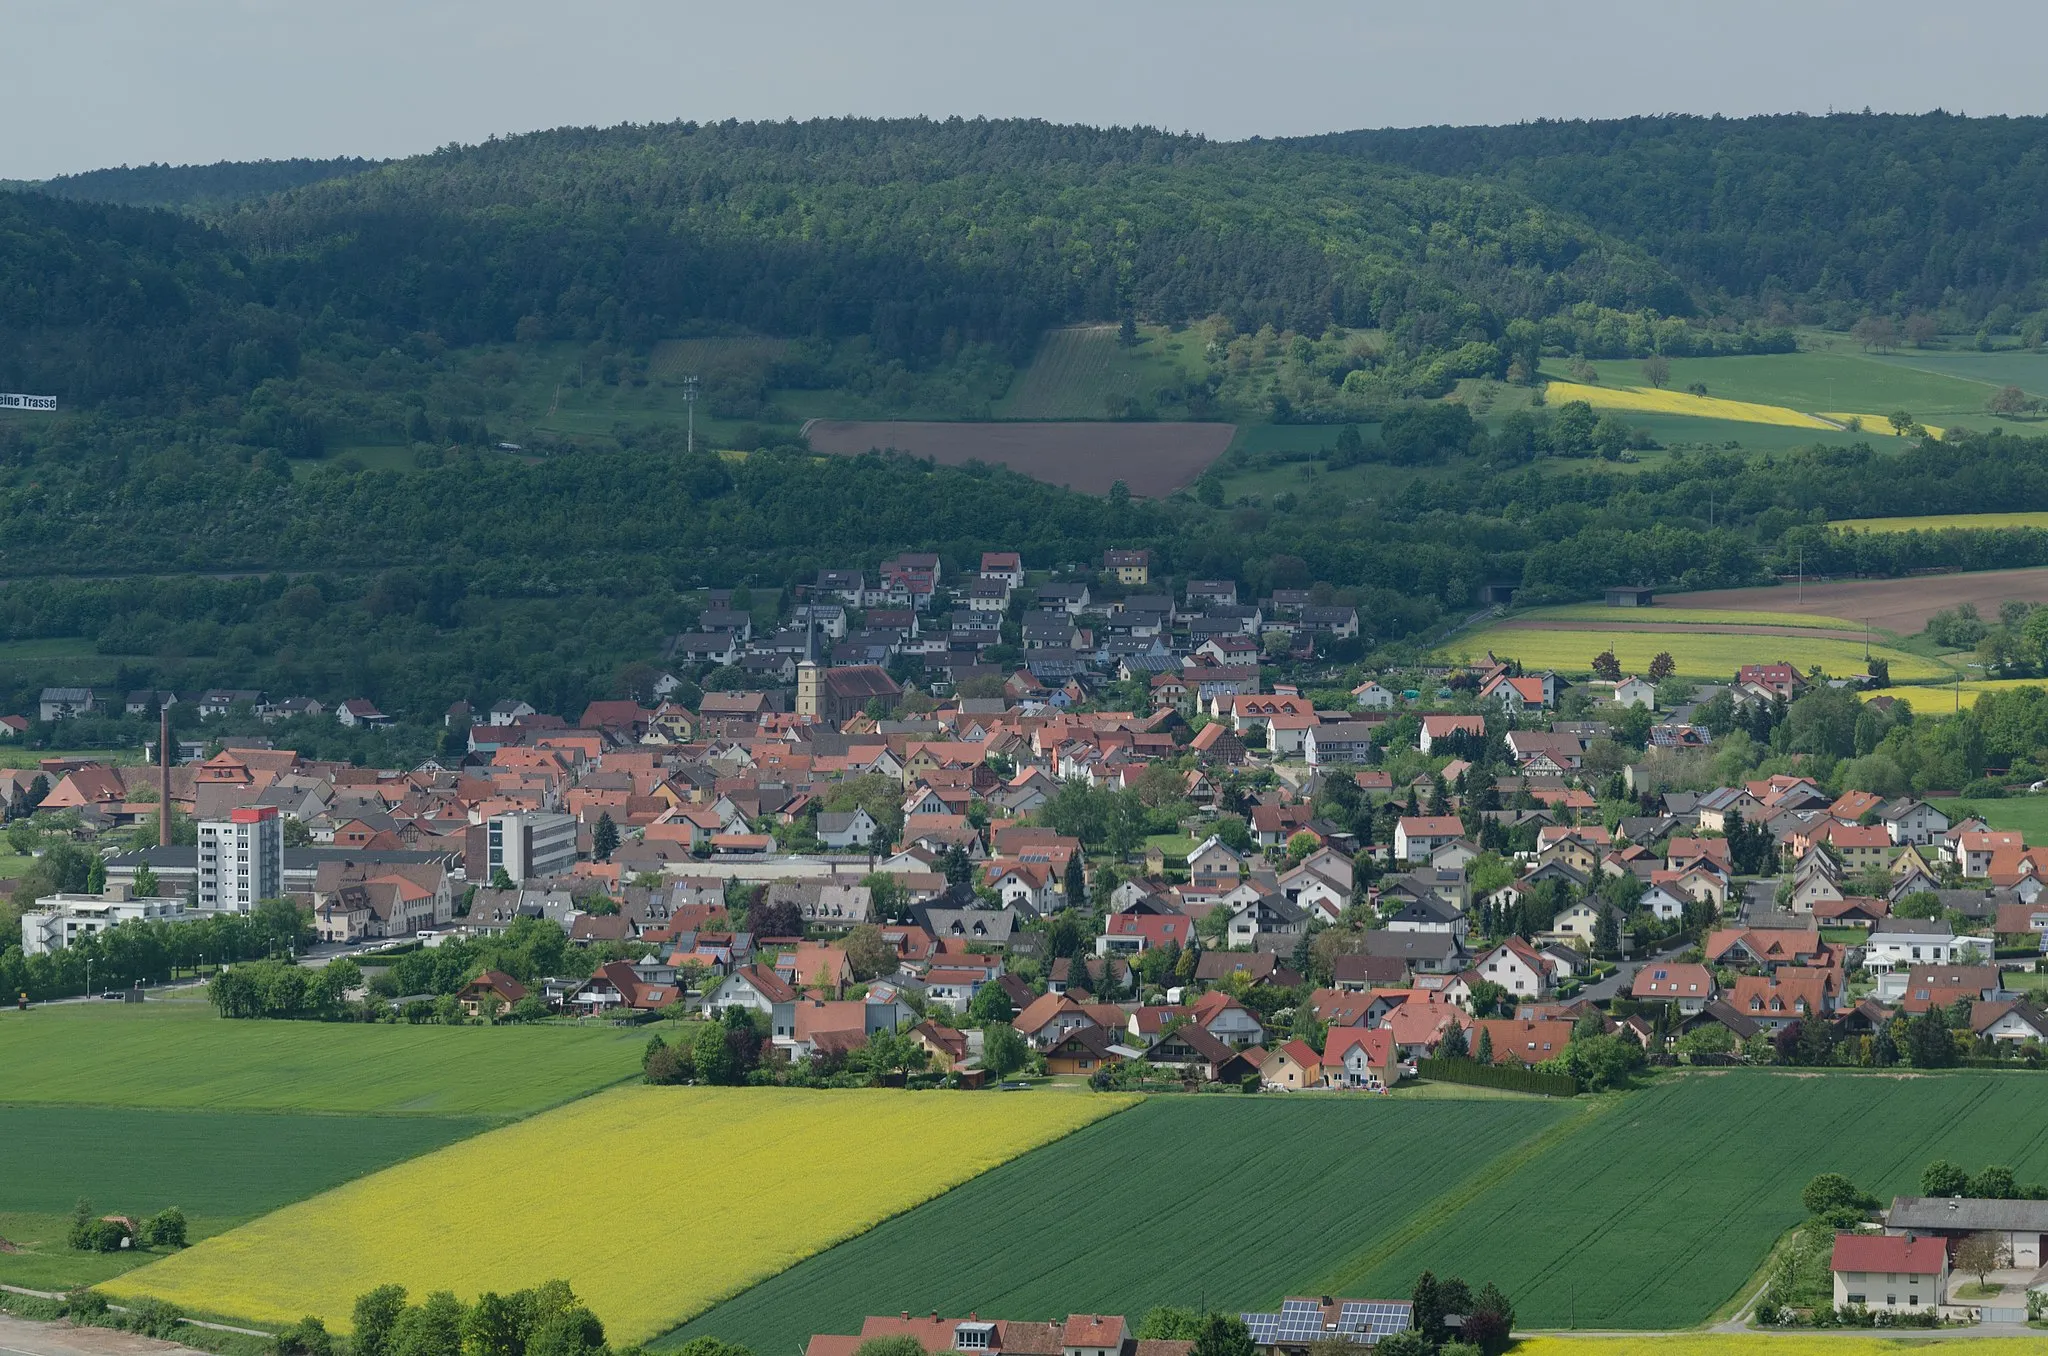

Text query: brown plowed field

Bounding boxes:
[802,420,1235,496]
[1495,620,1870,641]
[1664,566,2048,633]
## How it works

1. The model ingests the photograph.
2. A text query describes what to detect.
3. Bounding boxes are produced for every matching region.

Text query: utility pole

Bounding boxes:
[1798,544,1804,607]
[159,705,171,847]
[681,375,699,455]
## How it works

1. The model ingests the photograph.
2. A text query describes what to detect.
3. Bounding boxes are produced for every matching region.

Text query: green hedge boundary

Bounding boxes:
[1416,1056,1579,1097]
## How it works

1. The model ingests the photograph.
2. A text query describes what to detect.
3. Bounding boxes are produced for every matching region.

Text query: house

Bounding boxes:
[456,970,528,1018]
[1144,1023,1244,1081]
[910,1021,971,1072]
[1736,663,1805,699]
[1394,816,1465,864]
[1610,676,1657,710]
[337,699,391,728]
[1256,1040,1323,1091]
[1830,1232,1946,1315]
[1304,722,1378,766]
[1044,1025,1126,1076]
[1103,549,1151,585]
[1729,970,1840,1030]
[1359,929,1464,976]
[1473,938,1552,998]
[1189,990,1267,1047]
[0,714,26,740]
[1479,673,1555,713]
[1470,1018,1573,1067]
[1351,681,1396,711]
[816,807,880,850]
[1322,1027,1399,1089]
[776,942,856,992]
[706,964,798,1017]
[39,687,98,721]
[1418,715,1485,753]
[1971,999,2048,1045]
[1605,587,1654,607]
[1630,963,1716,1014]
[1881,799,1951,847]
[1863,919,1989,972]
[1014,993,1102,1049]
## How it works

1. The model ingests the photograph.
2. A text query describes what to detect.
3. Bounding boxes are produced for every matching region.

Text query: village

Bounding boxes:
[6,549,2044,1104]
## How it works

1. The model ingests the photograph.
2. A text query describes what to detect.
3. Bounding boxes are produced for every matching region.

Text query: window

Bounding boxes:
[1886,1295,1896,1307]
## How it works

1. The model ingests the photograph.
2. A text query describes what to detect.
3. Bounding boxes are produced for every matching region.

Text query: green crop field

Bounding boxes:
[658,1096,1576,1354]
[0,1105,485,1291]
[1329,1071,2048,1329]
[1561,351,1991,420]
[1950,797,2048,842]
[1869,347,2048,401]
[1444,626,1947,681]
[0,1002,645,1115]
[1517,604,1867,632]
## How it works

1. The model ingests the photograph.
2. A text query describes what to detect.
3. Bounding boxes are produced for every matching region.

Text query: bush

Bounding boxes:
[64,1290,110,1320]
[141,1206,188,1248]
[272,1317,337,1356]
[123,1298,185,1339]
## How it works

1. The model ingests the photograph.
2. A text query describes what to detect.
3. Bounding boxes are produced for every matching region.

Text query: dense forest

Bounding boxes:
[1306,113,2048,326]
[6,113,2048,723]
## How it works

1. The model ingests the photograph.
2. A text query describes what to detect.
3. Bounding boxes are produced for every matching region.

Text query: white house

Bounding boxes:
[1881,799,1952,847]
[1473,938,1552,997]
[1611,676,1657,710]
[1863,920,1991,972]
[815,807,880,850]
[1351,681,1396,711]
[1641,883,1693,923]
[1831,1233,1946,1315]
[1394,815,1464,864]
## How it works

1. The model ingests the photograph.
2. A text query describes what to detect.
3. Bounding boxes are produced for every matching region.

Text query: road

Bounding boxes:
[1577,937,1691,1003]
[0,1314,209,1356]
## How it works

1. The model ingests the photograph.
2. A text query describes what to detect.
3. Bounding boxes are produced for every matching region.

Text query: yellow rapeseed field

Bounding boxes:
[1862,678,2048,712]
[105,1086,1133,1342]
[1449,626,1950,682]
[1543,381,1835,430]
[1816,412,1944,438]
[1517,1338,2048,1356]
[1832,511,2048,533]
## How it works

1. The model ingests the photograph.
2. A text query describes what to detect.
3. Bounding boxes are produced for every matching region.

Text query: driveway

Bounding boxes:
[0,1314,209,1356]
[1578,938,1691,1002]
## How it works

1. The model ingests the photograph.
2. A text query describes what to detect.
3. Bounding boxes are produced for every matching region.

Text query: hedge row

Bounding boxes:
[1415,1056,1579,1097]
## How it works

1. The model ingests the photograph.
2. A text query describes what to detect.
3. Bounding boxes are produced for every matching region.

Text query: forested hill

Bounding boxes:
[4,156,383,211]
[1299,112,2048,320]
[2,117,1680,406]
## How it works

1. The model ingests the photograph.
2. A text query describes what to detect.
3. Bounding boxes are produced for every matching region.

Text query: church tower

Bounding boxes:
[795,618,821,721]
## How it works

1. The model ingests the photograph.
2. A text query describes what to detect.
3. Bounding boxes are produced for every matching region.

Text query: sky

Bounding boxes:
[7,0,2047,180]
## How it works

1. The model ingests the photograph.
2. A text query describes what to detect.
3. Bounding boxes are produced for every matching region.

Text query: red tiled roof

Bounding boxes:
[1831,1232,1945,1275]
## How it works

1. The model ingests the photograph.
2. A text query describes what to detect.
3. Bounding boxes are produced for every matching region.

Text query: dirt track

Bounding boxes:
[802,420,1235,496]
[1663,566,2048,633]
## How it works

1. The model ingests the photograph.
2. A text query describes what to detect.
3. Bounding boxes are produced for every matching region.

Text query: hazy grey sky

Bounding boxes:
[8,0,2045,180]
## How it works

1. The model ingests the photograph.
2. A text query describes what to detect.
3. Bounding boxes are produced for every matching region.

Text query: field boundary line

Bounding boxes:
[1304,1096,1614,1296]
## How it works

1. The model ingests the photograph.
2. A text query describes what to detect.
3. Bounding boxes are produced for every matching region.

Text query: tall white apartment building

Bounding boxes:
[487,811,578,885]
[197,805,284,912]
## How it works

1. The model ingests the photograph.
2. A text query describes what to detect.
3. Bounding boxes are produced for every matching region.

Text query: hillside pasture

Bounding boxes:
[658,1096,1576,1356]
[1661,567,2048,634]
[1330,1071,2048,1329]
[1447,625,1945,681]
[0,1106,484,1291]
[106,1087,1133,1343]
[802,420,1235,495]
[996,326,1132,418]
[0,1001,645,1115]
